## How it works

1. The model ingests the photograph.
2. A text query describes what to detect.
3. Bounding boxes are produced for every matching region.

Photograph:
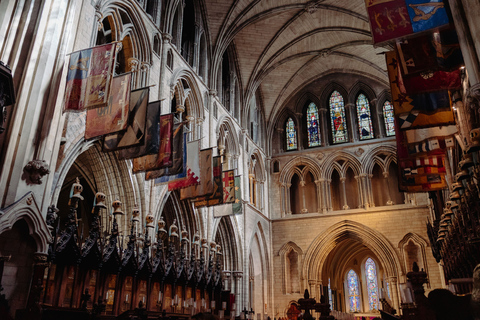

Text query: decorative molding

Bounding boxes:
[23,160,50,185]
[0,192,52,253]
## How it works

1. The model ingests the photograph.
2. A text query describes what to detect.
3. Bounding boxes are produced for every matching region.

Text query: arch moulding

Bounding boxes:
[302,220,403,284]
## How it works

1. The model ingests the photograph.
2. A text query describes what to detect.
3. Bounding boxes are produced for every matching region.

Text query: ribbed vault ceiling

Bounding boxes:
[203,0,391,123]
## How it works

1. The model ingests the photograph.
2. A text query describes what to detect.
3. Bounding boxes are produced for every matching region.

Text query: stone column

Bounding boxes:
[233,271,243,316]
[258,181,265,211]
[286,183,292,215]
[140,62,150,88]
[209,90,217,146]
[319,178,327,213]
[127,57,140,88]
[186,115,195,141]
[300,180,308,213]
[383,172,393,205]
[326,179,332,211]
[388,276,400,313]
[367,174,375,207]
[193,23,201,71]
[160,33,173,106]
[356,175,365,209]
[281,183,287,217]
[315,180,322,213]
[196,117,204,141]
[340,177,349,210]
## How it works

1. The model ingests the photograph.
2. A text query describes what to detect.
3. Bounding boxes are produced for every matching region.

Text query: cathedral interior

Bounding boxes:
[1,0,480,320]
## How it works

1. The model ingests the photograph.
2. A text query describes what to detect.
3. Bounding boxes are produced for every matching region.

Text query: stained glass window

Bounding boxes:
[286,117,297,150]
[328,278,334,309]
[383,100,395,136]
[307,102,321,147]
[356,93,374,140]
[365,258,379,311]
[329,91,348,144]
[347,270,360,312]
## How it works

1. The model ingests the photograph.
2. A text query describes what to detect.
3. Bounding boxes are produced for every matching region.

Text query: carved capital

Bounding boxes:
[127,57,140,72]
[162,32,173,42]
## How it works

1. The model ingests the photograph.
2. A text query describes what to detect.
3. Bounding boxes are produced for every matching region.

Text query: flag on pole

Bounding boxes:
[102,87,149,152]
[118,100,161,159]
[84,73,131,139]
[64,43,116,112]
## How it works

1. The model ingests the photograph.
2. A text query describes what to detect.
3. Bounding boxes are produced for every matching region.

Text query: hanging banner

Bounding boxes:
[180,148,214,200]
[222,170,235,204]
[132,114,174,173]
[147,125,185,181]
[386,51,455,129]
[365,0,450,45]
[167,139,201,191]
[232,175,243,215]
[194,156,223,208]
[84,73,131,139]
[64,43,116,112]
[118,100,161,159]
[103,87,149,152]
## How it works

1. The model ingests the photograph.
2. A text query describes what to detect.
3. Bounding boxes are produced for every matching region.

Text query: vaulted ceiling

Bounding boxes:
[201,0,391,123]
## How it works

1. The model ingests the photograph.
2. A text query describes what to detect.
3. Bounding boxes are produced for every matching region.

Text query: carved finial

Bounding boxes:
[112,200,123,215]
[94,192,107,209]
[132,206,140,222]
[169,219,178,238]
[71,177,84,200]
[146,213,155,228]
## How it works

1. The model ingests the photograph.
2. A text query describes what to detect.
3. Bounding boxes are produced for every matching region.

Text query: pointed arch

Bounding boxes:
[303,220,403,283]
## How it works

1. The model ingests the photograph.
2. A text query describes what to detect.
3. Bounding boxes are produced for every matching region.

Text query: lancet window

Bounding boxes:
[347,269,361,312]
[383,100,395,136]
[356,93,374,140]
[286,117,297,150]
[306,102,321,147]
[329,91,348,144]
[365,258,379,311]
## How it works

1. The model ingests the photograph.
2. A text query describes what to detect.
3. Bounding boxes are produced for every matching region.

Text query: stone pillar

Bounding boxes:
[447,0,480,84]
[388,276,400,313]
[326,179,332,211]
[383,172,393,205]
[186,115,195,141]
[319,179,327,213]
[367,174,375,207]
[140,62,150,88]
[160,33,173,106]
[127,57,140,88]
[196,117,204,141]
[249,174,255,206]
[193,23,201,71]
[258,181,265,211]
[300,180,308,213]
[233,271,243,316]
[286,183,292,215]
[209,90,217,146]
[315,180,322,213]
[356,175,365,209]
[340,177,349,210]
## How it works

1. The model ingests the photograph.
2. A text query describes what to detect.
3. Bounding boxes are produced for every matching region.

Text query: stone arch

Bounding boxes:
[0,192,52,254]
[279,241,304,294]
[96,2,152,76]
[273,108,299,153]
[348,81,377,105]
[279,156,321,184]
[322,151,362,179]
[303,220,403,283]
[398,232,429,275]
[363,145,397,175]
[169,68,205,119]
[216,115,241,165]
[213,215,242,272]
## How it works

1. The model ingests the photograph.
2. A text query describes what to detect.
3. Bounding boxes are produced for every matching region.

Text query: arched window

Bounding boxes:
[347,270,361,312]
[383,100,395,136]
[365,258,379,311]
[329,91,348,144]
[306,102,321,147]
[286,117,297,150]
[356,93,374,140]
